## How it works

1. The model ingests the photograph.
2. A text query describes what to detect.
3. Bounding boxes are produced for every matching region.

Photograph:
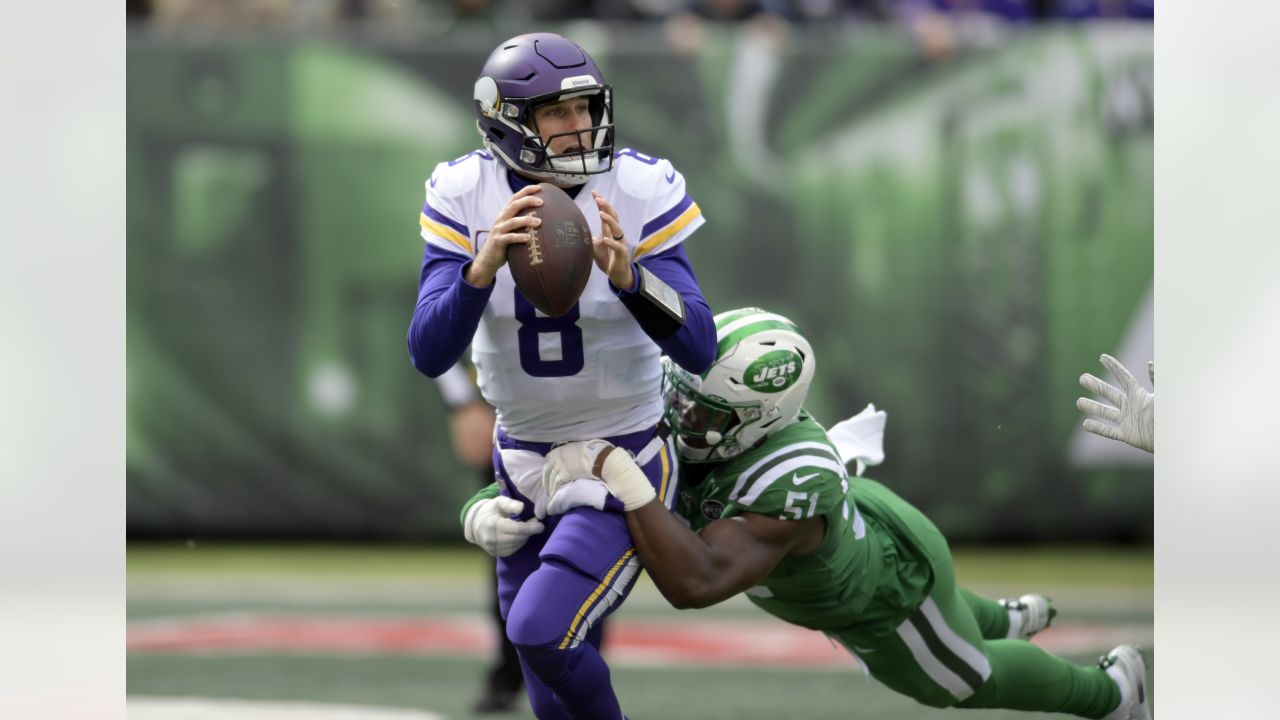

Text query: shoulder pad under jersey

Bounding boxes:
[420,149,494,257]
[727,437,848,521]
[427,149,494,199]
[612,148,703,261]
[612,147,676,196]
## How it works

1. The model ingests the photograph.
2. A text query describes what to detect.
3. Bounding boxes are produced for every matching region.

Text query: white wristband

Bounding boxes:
[599,448,657,511]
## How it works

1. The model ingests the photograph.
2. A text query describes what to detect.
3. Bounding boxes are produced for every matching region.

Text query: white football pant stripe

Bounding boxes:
[896,597,992,701]
[565,555,642,649]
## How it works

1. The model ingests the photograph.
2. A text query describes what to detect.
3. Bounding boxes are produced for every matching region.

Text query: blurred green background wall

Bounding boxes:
[127,24,1151,542]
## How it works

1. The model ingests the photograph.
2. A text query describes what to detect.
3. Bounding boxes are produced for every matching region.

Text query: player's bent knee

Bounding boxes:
[505,558,600,649]
[504,599,557,649]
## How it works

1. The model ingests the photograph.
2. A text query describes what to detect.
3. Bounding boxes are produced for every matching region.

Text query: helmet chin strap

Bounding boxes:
[704,430,722,445]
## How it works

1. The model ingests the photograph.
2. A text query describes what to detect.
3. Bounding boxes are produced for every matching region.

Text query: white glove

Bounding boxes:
[546,479,610,516]
[543,440,656,511]
[1077,354,1154,453]
[463,496,545,557]
[541,439,616,498]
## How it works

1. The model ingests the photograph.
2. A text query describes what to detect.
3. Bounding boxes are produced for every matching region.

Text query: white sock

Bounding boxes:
[1005,607,1024,638]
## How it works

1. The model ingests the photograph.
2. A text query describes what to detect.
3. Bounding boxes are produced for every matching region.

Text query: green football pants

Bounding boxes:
[835,482,1121,718]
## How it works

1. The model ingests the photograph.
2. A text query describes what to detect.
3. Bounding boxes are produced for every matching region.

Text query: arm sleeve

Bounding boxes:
[613,244,716,373]
[460,482,503,528]
[406,243,494,378]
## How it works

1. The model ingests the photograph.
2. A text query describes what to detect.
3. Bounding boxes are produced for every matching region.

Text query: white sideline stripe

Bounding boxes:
[126,697,445,720]
[729,442,840,500]
[738,456,847,505]
[714,311,796,339]
[568,556,642,649]
[895,615,975,701]
[918,597,992,684]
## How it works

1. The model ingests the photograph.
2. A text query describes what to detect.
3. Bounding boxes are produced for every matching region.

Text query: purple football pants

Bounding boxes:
[493,423,677,720]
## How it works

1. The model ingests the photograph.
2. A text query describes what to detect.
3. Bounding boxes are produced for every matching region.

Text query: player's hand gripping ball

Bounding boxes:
[508,183,594,317]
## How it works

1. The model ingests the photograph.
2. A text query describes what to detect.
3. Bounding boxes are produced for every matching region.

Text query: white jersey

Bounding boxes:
[419,148,705,442]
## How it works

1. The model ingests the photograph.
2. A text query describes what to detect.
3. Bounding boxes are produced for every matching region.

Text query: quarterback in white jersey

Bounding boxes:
[416,146,705,441]
[405,33,715,720]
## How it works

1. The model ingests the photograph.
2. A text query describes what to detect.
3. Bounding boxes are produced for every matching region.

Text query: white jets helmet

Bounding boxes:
[663,308,815,463]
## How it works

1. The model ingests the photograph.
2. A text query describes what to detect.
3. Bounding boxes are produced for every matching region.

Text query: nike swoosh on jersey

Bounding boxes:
[792,472,820,485]
[429,175,438,187]
[664,168,676,183]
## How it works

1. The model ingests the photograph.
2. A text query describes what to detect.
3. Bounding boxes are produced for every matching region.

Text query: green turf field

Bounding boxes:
[127,542,1153,719]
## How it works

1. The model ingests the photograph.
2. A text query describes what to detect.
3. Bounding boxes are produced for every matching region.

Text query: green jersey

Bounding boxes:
[677,412,930,633]
[457,411,937,636]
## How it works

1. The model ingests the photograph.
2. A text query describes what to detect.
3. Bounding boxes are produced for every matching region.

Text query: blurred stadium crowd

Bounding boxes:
[125,1,1153,29]
[126,0,1152,64]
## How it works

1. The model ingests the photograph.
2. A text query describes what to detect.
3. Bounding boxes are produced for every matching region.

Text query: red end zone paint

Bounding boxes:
[128,615,1146,668]
[127,615,852,667]
[129,616,487,654]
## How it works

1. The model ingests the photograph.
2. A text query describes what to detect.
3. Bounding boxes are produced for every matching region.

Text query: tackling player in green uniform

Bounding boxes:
[463,308,1151,719]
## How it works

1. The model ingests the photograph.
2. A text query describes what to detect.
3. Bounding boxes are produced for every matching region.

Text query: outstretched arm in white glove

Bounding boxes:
[1077,354,1154,453]
[463,496,545,557]
[543,440,656,511]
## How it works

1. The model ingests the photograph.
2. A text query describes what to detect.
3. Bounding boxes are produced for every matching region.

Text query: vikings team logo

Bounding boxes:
[701,499,725,520]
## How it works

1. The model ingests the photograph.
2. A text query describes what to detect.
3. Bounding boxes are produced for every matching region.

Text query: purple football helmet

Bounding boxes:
[473,33,614,184]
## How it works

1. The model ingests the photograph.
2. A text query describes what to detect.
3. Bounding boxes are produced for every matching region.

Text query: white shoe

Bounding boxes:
[999,593,1056,639]
[1100,645,1151,720]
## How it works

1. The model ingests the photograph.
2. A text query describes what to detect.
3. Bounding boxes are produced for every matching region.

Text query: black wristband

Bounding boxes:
[619,264,686,339]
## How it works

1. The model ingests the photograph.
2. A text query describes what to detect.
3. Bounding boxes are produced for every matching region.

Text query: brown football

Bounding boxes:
[508,183,594,317]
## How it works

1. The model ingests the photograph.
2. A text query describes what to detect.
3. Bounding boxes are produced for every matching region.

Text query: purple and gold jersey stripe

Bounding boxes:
[555,439,672,650]
[634,194,700,260]
[420,201,472,254]
[559,548,638,650]
[657,443,672,507]
[634,431,676,509]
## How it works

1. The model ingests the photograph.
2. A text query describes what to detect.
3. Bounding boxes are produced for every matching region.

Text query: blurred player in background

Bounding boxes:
[468,308,1152,720]
[407,32,716,719]
[434,363,523,713]
[1078,354,1154,453]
